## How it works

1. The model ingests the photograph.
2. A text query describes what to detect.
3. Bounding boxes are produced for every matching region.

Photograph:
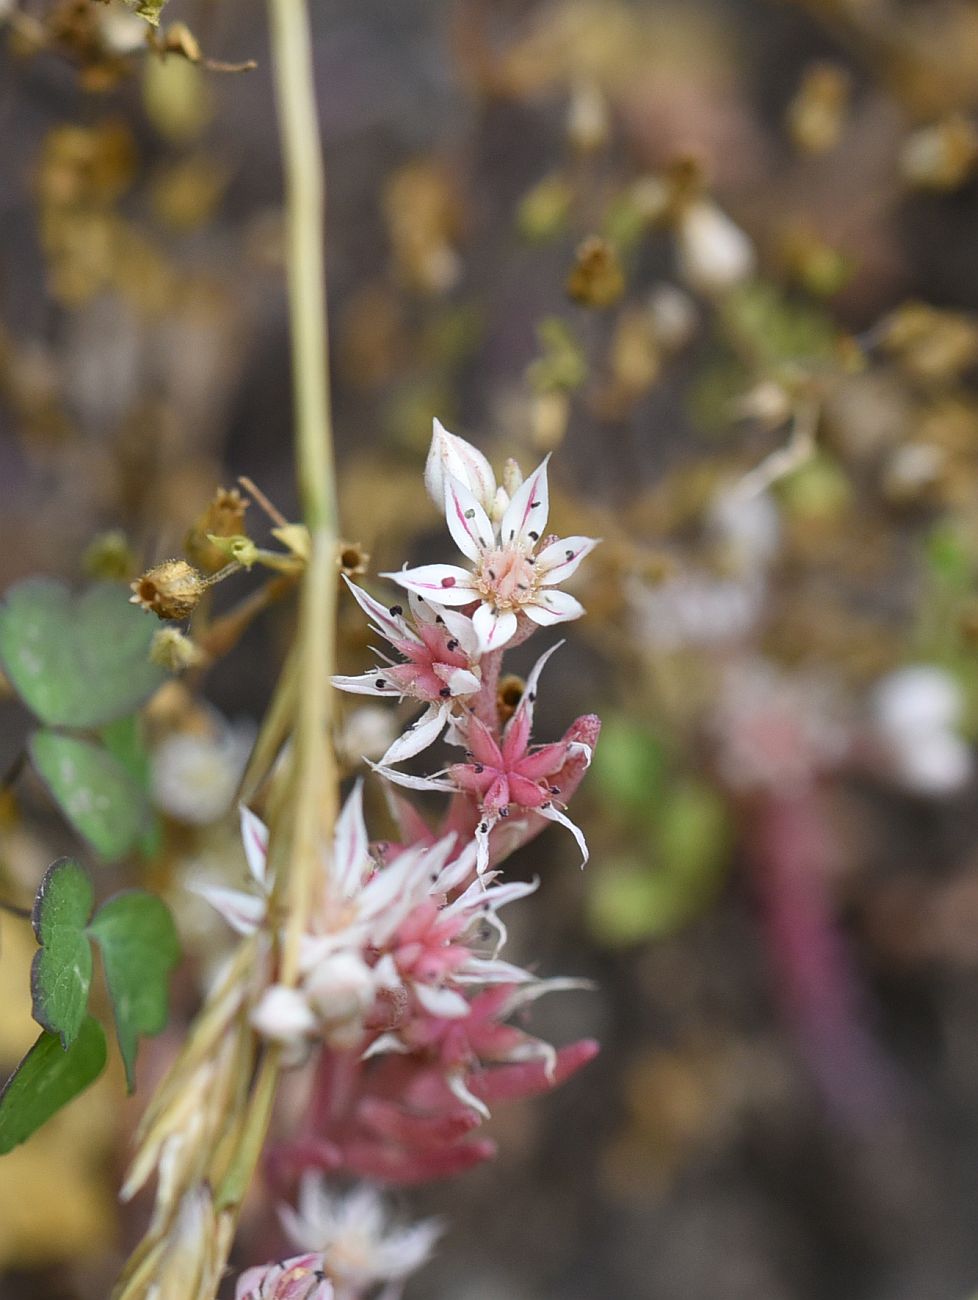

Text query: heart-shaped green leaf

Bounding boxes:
[30,859,94,1048]
[88,891,180,1092]
[0,1017,107,1154]
[0,579,165,729]
[29,731,154,861]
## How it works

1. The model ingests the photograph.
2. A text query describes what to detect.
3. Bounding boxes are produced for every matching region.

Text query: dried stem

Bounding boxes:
[113,0,339,1292]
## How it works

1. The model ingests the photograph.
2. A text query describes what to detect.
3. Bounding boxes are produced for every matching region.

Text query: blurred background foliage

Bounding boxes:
[6,0,978,1297]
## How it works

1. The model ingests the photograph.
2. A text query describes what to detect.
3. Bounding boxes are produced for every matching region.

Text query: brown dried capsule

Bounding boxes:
[130,559,205,621]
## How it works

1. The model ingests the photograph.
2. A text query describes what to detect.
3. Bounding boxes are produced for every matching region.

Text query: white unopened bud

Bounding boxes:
[676,200,755,294]
[303,952,377,1048]
[424,418,496,513]
[251,984,318,1047]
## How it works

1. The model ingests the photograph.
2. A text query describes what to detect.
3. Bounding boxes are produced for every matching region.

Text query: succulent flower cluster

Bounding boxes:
[220,423,601,1298]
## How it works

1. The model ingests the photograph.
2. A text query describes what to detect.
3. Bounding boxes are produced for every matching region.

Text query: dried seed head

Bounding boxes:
[337,540,370,579]
[185,486,250,573]
[131,560,205,620]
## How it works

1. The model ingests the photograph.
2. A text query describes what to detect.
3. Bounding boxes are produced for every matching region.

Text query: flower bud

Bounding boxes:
[900,115,978,191]
[303,951,376,1047]
[424,417,495,512]
[150,627,205,672]
[185,487,249,573]
[250,984,318,1047]
[566,235,625,308]
[130,559,205,620]
[676,200,755,294]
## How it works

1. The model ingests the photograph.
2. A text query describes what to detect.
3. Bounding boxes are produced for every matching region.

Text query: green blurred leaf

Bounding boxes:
[88,892,179,1092]
[0,580,165,729]
[657,780,730,882]
[588,782,730,947]
[30,859,94,1049]
[29,731,153,861]
[0,1017,107,1154]
[719,281,837,377]
[591,716,668,814]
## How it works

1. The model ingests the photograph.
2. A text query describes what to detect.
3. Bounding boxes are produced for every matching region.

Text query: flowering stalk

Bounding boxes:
[112,0,340,1292]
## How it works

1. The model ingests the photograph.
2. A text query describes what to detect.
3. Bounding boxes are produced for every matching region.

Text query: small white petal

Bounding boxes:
[239,804,270,889]
[342,576,421,646]
[334,782,370,895]
[381,564,476,606]
[472,602,518,653]
[377,703,448,766]
[368,761,456,793]
[537,801,589,866]
[535,535,600,586]
[331,670,403,697]
[444,474,496,563]
[362,1032,411,1060]
[499,455,550,550]
[434,607,477,657]
[192,884,266,936]
[446,1069,490,1120]
[414,983,471,1018]
[523,589,585,626]
[441,666,481,696]
[505,640,562,737]
[425,418,497,513]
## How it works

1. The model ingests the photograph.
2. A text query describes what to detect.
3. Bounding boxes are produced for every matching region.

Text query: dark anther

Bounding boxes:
[446,639,459,651]
[478,821,488,833]
[541,800,552,809]
[389,604,403,616]
[474,763,484,773]
[528,691,536,702]
[375,678,387,689]
[549,784,561,794]
[531,500,540,508]
[499,806,510,818]
[439,687,452,697]
[528,530,539,541]
[488,568,496,579]
[565,549,574,560]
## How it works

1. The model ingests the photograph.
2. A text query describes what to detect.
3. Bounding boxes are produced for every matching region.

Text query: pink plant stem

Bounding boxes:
[748,785,901,1126]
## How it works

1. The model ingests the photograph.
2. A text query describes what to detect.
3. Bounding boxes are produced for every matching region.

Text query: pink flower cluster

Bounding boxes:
[227,423,600,1298]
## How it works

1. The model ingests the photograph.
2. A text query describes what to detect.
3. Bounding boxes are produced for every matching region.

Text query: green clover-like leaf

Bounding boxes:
[0,579,165,730]
[0,1017,107,1155]
[30,859,94,1049]
[88,891,180,1092]
[29,730,154,861]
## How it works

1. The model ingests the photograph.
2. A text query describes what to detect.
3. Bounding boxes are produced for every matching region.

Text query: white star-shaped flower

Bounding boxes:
[381,420,599,654]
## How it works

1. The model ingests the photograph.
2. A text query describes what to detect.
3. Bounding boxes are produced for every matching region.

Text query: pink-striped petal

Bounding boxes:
[342,576,421,646]
[331,670,403,696]
[377,703,448,766]
[499,456,550,551]
[240,804,270,889]
[523,589,584,626]
[334,781,369,894]
[537,801,589,866]
[382,564,477,606]
[535,535,599,586]
[444,474,496,562]
[472,602,518,653]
